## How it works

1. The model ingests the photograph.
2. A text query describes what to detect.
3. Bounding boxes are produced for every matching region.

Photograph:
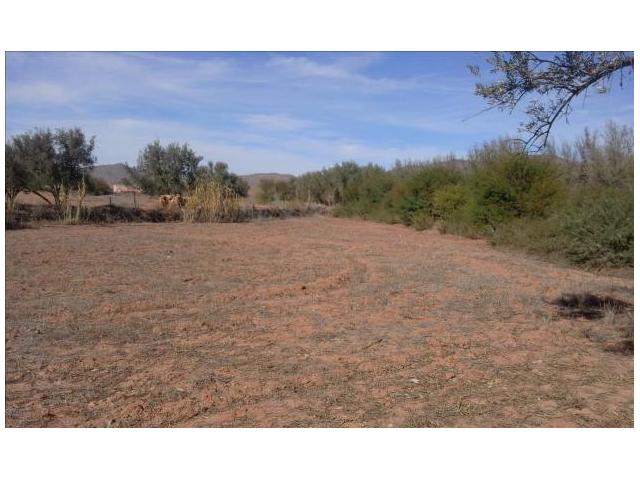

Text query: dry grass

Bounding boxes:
[182,182,241,223]
[59,179,88,224]
[5,217,633,427]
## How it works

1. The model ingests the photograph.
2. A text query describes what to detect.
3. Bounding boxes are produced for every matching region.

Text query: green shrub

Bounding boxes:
[256,179,277,203]
[275,125,633,270]
[468,153,565,227]
[558,188,633,267]
[338,165,393,219]
[432,183,470,220]
[394,163,463,226]
[490,216,564,256]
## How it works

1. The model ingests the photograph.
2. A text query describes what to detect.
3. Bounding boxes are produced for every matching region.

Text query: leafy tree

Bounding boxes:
[197,161,249,197]
[6,128,95,210]
[51,128,97,204]
[469,52,634,150]
[5,143,30,216]
[292,161,362,205]
[131,141,202,194]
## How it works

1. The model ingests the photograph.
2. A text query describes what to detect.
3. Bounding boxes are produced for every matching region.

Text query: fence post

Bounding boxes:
[109,196,112,208]
[133,191,137,209]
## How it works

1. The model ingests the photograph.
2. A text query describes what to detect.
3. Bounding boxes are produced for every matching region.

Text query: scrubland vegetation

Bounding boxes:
[5,135,252,225]
[257,123,633,268]
[4,52,634,429]
[7,122,633,269]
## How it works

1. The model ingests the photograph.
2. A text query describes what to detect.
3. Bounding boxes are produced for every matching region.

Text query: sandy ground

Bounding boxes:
[5,217,633,427]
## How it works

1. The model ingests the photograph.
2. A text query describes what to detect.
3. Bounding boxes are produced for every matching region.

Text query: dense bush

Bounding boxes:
[284,123,633,268]
[466,152,566,228]
[8,123,631,268]
[394,163,463,226]
[558,187,633,267]
[335,165,393,220]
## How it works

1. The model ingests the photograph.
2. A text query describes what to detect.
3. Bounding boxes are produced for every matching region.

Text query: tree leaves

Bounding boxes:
[471,52,634,151]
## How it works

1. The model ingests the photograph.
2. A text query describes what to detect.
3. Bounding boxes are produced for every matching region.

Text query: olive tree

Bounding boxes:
[6,127,95,210]
[130,141,202,194]
[197,161,249,197]
[469,52,634,150]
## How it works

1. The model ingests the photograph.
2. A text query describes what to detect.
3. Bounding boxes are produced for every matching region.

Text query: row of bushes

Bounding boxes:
[260,123,632,268]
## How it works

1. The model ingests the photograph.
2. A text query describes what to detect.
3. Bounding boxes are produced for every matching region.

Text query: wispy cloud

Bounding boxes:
[6,52,633,174]
[8,81,76,105]
[239,113,316,131]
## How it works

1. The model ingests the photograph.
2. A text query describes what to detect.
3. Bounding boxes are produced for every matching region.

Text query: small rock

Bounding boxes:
[409,378,420,384]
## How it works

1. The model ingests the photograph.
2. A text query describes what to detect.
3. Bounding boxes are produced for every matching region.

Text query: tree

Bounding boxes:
[197,161,249,197]
[131,141,202,194]
[5,143,30,216]
[50,128,96,206]
[6,128,95,210]
[9,129,56,205]
[469,52,634,151]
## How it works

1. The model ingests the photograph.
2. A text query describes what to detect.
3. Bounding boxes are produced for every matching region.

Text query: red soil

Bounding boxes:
[5,217,633,427]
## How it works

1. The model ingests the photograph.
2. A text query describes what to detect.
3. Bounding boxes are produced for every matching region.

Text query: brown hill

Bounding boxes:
[88,163,133,186]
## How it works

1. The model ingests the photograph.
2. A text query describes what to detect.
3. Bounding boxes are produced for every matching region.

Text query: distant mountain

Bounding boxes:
[88,163,133,186]
[88,164,294,198]
[240,173,295,200]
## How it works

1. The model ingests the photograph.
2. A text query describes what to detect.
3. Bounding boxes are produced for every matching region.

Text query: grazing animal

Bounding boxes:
[169,194,186,209]
[159,195,172,208]
[160,194,186,210]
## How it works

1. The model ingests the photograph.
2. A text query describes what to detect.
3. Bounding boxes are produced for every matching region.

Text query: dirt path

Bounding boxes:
[5,217,633,427]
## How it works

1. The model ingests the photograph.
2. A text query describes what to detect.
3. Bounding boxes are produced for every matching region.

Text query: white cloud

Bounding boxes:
[7,52,631,176]
[239,113,315,131]
[267,55,420,92]
[6,114,448,174]
[269,56,355,80]
[6,52,234,107]
[8,81,75,105]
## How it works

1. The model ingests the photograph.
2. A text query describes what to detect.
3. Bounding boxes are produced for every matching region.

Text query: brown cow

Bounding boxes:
[159,195,172,208]
[169,195,183,209]
[160,194,186,210]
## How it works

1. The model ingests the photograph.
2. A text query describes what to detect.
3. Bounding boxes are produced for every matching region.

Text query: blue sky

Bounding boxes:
[5,52,634,175]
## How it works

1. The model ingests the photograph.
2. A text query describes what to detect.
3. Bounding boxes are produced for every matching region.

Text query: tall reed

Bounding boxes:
[182,181,241,223]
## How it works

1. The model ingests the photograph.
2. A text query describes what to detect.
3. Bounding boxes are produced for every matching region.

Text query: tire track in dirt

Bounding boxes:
[5,217,633,427]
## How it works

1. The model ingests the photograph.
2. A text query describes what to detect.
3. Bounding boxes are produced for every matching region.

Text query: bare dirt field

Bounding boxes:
[5,217,633,427]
